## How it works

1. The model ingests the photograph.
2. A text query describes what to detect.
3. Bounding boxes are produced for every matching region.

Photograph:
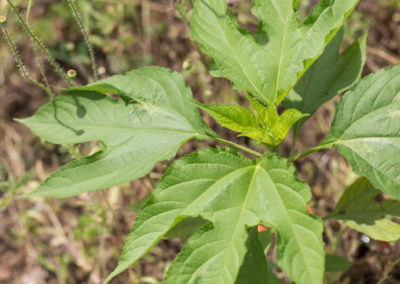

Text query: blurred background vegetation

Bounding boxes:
[0,0,399,283]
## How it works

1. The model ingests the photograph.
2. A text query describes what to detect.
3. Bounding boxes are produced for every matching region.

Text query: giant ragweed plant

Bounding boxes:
[4,0,400,283]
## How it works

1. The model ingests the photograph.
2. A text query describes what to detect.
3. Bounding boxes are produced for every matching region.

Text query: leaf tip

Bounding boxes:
[13,117,24,124]
[21,190,42,199]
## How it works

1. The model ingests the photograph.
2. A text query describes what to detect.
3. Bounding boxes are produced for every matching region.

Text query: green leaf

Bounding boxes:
[246,94,269,128]
[264,108,308,145]
[258,229,274,255]
[320,66,400,199]
[191,0,360,105]
[326,178,400,242]
[235,229,284,284]
[164,217,208,240]
[283,29,367,133]
[198,102,307,146]
[235,227,270,284]
[106,148,324,284]
[325,254,353,272]
[197,103,260,136]
[19,67,212,198]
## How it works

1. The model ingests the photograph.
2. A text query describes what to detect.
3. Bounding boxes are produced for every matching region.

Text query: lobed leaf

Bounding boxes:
[320,66,400,199]
[19,67,213,198]
[283,29,367,133]
[191,0,360,105]
[326,178,400,242]
[107,148,324,284]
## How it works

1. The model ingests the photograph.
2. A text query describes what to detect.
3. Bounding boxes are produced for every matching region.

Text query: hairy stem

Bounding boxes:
[26,0,53,97]
[214,137,262,157]
[6,0,73,87]
[67,0,98,81]
[2,26,53,97]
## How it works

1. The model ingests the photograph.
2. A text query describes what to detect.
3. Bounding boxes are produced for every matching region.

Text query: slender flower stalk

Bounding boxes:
[1,19,52,97]
[67,0,98,81]
[26,0,53,97]
[6,0,73,87]
[0,15,7,26]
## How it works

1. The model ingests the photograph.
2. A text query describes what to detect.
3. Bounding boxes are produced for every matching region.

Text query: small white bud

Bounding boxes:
[0,15,7,27]
[183,59,193,71]
[67,69,77,79]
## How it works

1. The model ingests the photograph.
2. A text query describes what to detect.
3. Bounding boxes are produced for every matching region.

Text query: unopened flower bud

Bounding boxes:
[183,59,193,71]
[67,69,77,80]
[0,15,7,27]
[66,42,75,51]
[204,89,212,97]
[98,66,106,75]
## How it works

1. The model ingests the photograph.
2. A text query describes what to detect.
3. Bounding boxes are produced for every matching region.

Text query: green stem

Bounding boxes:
[26,0,53,98]
[6,0,73,87]
[267,144,280,155]
[2,26,52,97]
[290,143,332,162]
[67,0,98,81]
[214,137,263,157]
[289,126,300,159]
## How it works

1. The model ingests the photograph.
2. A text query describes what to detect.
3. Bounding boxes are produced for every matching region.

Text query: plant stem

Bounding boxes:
[101,189,117,221]
[289,127,300,159]
[67,0,98,81]
[1,26,53,97]
[290,144,331,162]
[378,257,400,284]
[100,190,123,240]
[267,144,280,155]
[145,174,155,188]
[187,0,194,8]
[26,0,53,98]
[6,0,73,87]
[214,137,263,157]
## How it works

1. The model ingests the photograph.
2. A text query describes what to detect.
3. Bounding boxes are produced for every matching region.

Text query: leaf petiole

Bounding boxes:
[214,137,262,158]
[291,143,333,162]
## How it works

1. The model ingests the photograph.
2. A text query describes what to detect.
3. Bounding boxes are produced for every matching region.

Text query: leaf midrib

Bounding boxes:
[174,165,257,283]
[336,142,400,187]
[258,165,317,283]
[340,102,400,139]
[214,166,260,283]
[27,120,199,136]
[273,5,292,103]
[209,7,266,101]
[34,140,184,197]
